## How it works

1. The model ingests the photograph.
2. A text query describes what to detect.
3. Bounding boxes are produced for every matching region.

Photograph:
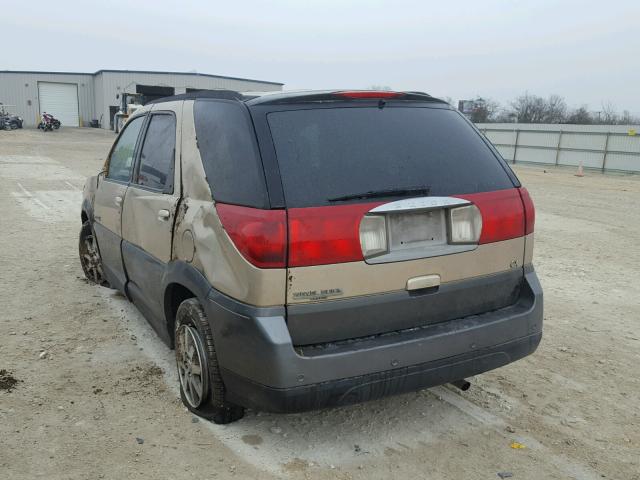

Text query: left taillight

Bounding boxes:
[288,203,380,267]
[215,203,287,268]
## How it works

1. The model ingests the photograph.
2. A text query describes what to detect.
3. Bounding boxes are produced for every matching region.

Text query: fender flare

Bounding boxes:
[160,260,214,344]
[81,198,94,222]
[161,260,213,301]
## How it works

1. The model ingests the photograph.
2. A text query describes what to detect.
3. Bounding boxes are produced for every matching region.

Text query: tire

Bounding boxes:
[175,298,245,424]
[79,220,110,287]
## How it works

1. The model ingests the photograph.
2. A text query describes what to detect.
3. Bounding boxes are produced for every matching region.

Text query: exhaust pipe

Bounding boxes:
[450,379,471,391]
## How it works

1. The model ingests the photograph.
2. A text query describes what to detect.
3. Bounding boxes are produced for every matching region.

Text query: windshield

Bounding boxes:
[267,106,514,207]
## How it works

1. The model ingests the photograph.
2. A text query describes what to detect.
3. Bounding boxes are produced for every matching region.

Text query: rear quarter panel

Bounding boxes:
[173,100,286,307]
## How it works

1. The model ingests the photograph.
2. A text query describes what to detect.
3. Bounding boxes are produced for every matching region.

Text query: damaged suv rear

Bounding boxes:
[80,89,542,424]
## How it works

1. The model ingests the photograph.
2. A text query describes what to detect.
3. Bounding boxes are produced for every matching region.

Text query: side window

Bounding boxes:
[106,116,145,182]
[194,100,268,208]
[136,114,176,192]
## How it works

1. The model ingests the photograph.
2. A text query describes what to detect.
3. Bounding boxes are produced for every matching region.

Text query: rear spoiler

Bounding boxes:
[246,90,450,106]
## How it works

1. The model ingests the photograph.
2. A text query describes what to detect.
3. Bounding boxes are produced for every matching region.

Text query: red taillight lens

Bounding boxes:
[334,91,404,99]
[518,187,535,235]
[456,189,525,244]
[288,203,381,267]
[215,203,286,268]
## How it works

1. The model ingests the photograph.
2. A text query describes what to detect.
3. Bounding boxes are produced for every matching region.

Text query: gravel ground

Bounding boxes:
[1,128,638,480]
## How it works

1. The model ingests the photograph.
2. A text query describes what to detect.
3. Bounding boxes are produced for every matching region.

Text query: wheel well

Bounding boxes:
[164,283,196,348]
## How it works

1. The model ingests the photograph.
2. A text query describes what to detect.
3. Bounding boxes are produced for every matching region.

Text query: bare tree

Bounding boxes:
[566,106,593,124]
[509,93,567,123]
[509,93,546,123]
[600,101,618,124]
[468,97,499,123]
[545,95,567,123]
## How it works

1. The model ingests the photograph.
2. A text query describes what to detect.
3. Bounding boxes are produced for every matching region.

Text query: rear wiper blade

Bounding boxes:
[328,186,431,202]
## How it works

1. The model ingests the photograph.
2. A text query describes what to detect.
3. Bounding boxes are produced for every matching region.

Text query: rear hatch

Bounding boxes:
[248,92,534,346]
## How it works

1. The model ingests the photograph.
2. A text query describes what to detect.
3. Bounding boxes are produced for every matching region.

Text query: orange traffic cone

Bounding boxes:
[575,161,585,177]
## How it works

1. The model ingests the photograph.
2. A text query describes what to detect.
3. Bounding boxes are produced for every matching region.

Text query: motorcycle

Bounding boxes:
[0,104,22,130]
[38,112,61,132]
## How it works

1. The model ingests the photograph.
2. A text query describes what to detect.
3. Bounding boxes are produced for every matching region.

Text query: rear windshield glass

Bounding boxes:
[267,106,514,207]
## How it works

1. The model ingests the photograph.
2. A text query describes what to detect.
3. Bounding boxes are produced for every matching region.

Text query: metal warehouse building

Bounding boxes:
[0,70,283,129]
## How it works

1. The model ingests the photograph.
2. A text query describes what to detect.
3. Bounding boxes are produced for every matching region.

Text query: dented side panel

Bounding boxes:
[172,101,286,307]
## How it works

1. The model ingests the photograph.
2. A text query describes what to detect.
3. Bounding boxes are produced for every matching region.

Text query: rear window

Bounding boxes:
[267,106,514,207]
[194,100,268,208]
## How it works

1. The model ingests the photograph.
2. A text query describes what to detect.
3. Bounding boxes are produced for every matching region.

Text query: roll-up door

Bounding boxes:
[38,82,80,127]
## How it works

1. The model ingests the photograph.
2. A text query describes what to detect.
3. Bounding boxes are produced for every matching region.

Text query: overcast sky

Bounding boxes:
[4,0,639,113]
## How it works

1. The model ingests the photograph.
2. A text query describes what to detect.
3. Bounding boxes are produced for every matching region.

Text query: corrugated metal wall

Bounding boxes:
[0,72,95,127]
[1,71,282,129]
[477,123,640,173]
[96,71,281,129]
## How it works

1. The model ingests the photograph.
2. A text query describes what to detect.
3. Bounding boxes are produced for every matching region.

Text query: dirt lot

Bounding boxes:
[1,128,638,480]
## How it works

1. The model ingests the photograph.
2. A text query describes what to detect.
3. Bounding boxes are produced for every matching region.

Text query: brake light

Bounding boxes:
[518,187,535,235]
[215,203,286,268]
[334,91,404,99]
[455,189,525,244]
[218,189,530,269]
[288,203,381,267]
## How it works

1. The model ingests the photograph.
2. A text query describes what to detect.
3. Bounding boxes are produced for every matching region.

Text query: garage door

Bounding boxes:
[38,82,79,127]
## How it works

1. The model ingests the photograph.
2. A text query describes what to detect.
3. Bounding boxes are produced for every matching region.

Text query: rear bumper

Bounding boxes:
[204,267,543,413]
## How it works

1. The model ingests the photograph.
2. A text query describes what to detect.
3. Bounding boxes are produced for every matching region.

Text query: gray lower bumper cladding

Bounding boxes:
[204,267,543,413]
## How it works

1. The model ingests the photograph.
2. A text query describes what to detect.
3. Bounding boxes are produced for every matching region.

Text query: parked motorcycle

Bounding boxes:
[0,104,22,130]
[38,112,61,131]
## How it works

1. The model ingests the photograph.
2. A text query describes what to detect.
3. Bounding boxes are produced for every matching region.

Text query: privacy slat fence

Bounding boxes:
[476,123,640,173]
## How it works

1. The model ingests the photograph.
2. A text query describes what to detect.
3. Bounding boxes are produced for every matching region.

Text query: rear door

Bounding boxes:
[121,106,181,328]
[93,114,146,291]
[261,102,528,345]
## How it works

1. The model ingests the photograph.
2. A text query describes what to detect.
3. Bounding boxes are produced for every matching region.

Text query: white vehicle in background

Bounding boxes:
[114,92,144,133]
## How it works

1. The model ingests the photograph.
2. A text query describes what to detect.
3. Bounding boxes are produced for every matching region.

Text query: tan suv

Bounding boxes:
[80,90,542,424]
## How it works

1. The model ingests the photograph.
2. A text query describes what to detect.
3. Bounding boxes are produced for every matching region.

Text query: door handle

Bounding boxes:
[157,209,171,221]
[114,196,122,207]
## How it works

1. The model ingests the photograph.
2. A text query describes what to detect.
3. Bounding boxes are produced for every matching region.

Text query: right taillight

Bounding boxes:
[448,204,482,244]
[518,187,535,235]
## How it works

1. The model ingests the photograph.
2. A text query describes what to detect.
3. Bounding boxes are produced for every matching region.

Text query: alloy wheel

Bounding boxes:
[176,324,209,408]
